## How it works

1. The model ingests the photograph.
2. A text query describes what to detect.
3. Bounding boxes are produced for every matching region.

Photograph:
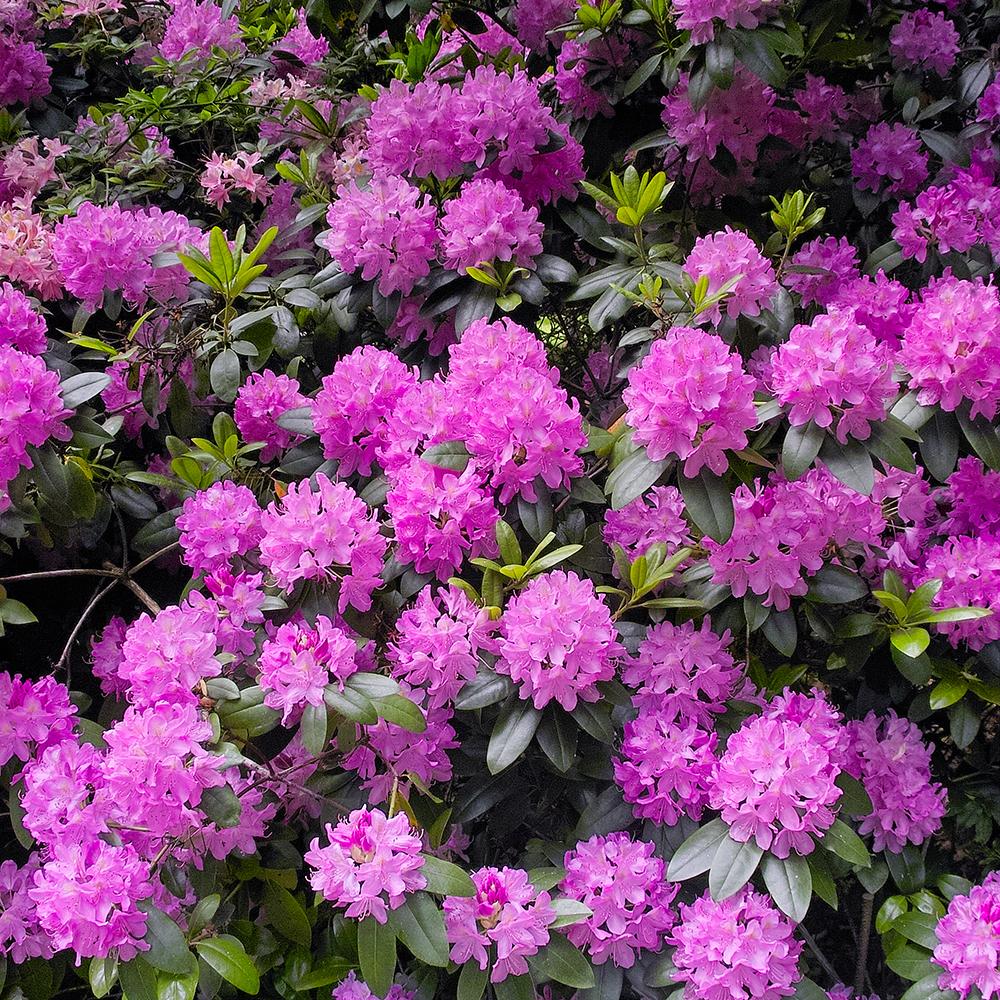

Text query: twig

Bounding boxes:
[55,580,118,676]
[855,892,875,996]
[799,924,841,984]
[1,567,119,583]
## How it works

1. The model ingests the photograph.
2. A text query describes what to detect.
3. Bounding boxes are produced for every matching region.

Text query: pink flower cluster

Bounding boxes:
[785,237,859,308]
[889,10,959,77]
[200,151,270,209]
[234,370,307,461]
[851,123,928,196]
[603,486,691,565]
[0,282,46,354]
[933,872,1000,1000]
[673,0,779,43]
[683,227,777,325]
[0,673,76,768]
[159,0,244,65]
[177,480,264,575]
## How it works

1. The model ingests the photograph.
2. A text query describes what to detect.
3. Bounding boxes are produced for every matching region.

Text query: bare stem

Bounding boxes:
[855,892,875,996]
[55,580,118,675]
[1,567,119,583]
[799,924,841,984]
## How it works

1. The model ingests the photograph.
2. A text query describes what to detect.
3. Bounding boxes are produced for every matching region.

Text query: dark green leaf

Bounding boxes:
[537,711,578,773]
[807,564,868,604]
[948,700,980,749]
[819,436,874,494]
[835,772,874,816]
[357,918,396,999]
[194,936,259,995]
[781,422,823,481]
[666,818,731,881]
[820,819,870,867]
[762,609,797,656]
[61,371,111,408]
[89,957,119,999]
[493,973,535,1000]
[454,670,513,710]
[886,941,935,982]
[141,906,192,974]
[387,893,449,968]
[678,469,734,542]
[893,911,939,950]
[708,835,763,900]
[900,973,959,1000]
[761,853,812,921]
[487,697,542,774]
[606,449,669,510]
[263,882,311,946]
[919,411,959,482]
[299,702,328,756]
[957,408,1000,471]
[209,349,240,403]
[419,856,476,897]
[528,935,595,990]
[421,440,471,473]
[457,963,488,1000]
[120,958,158,1000]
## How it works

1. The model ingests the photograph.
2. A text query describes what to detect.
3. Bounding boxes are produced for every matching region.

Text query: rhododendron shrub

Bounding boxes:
[2,2,1000,1000]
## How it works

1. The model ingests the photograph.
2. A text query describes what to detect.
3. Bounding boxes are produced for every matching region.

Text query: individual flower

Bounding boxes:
[159,0,245,64]
[496,571,622,711]
[313,346,418,477]
[176,480,263,575]
[386,461,499,581]
[784,236,859,308]
[560,833,678,966]
[304,807,426,923]
[670,887,803,1000]
[769,310,896,442]
[234,370,307,461]
[323,175,438,296]
[259,474,387,610]
[0,282,46,354]
[439,179,543,274]
[933,872,1000,1000]
[615,711,717,826]
[843,711,947,853]
[624,327,756,476]
[444,867,554,982]
[258,617,358,724]
[682,227,777,324]
[708,690,844,858]
[200,151,270,210]
[851,123,928,196]
[890,11,959,77]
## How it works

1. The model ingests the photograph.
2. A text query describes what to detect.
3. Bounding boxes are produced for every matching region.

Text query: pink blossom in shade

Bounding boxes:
[615,710,717,825]
[783,236,860,308]
[188,569,267,660]
[29,842,153,964]
[0,345,71,496]
[511,0,575,50]
[826,272,912,348]
[419,12,525,71]
[323,175,438,296]
[387,584,498,710]
[623,327,757,477]
[559,833,678,967]
[0,672,77,768]
[890,10,959,77]
[901,275,1000,420]
[0,857,53,963]
[942,458,1000,537]
[843,710,946,854]
[0,201,60,299]
[200,151,270,210]
[100,360,162,438]
[979,78,1000,124]
[794,74,849,143]
[332,972,414,1000]
[159,0,244,64]
[386,296,457,357]
[621,618,740,726]
[275,19,329,65]
[499,123,585,208]
[60,0,123,18]
[682,227,778,325]
[444,867,555,982]
[554,39,613,119]
[669,887,803,1000]
[0,281,46,354]
[2,137,68,200]
[385,460,499,582]
[919,534,1000,650]
[234,370,307,462]
[89,616,129,696]
[439,179,543,274]
[769,310,896,443]
[176,480,264,575]
[304,807,426,923]
[851,123,929,197]
[891,185,980,264]
[496,571,622,712]
[258,474,387,611]
[672,0,779,43]
[0,39,50,107]
[118,605,220,707]
[313,345,419,476]
[709,691,844,858]
[258,617,358,725]
[933,871,1000,1000]
[603,486,691,565]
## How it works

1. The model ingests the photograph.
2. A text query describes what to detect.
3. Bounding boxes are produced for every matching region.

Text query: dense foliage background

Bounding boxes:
[2,1,1000,999]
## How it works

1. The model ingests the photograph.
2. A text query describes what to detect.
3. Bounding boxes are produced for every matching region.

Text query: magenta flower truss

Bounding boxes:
[621,617,740,725]
[443,867,554,982]
[118,604,220,707]
[784,236,860,308]
[933,871,1000,1000]
[672,0,779,43]
[176,480,263,575]
[387,584,498,710]
[188,569,267,660]
[941,457,1000,537]
[615,710,717,826]
[439,178,543,274]
[0,282,46,354]
[892,185,980,264]
[559,833,678,966]
[623,327,756,476]
[769,309,896,442]
[669,886,803,1000]
[200,151,269,210]
[794,74,849,142]
[554,39,613,120]
[304,807,426,923]
[258,473,387,610]
[0,672,76,768]
[258,617,358,724]
[682,227,777,324]
[159,0,245,64]
[496,570,622,711]
[332,972,414,1000]
[843,710,946,853]
[851,123,928,197]
[709,690,845,858]
[899,274,1000,421]
[276,18,329,64]
[511,0,576,50]
[323,175,437,296]
[313,345,418,476]
[826,272,912,347]
[0,857,52,963]
[0,39,51,107]
[889,10,959,77]
[234,370,307,461]
[28,840,153,964]
[603,486,691,565]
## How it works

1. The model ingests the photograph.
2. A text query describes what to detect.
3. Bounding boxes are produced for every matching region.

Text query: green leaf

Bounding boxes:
[820,819,870,867]
[496,520,523,566]
[536,710,578,773]
[454,671,513,710]
[957,408,1000,470]
[528,868,566,892]
[493,973,536,1000]
[89,957,119,999]
[900,973,959,1000]
[708,835,763,901]
[209,349,240,403]
[807,564,868,604]
[293,958,355,991]
[762,609,797,657]
[886,941,935,982]
[194,936,260,995]
[457,962,488,1000]
[892,627,931,659]
[419,856,476,897]
[678,469,734,542]
[666,818,731,881]
[835,772,874,817]
[782,422,823,481]
[792,979,829,1000]
[893,911,940,950]
[120,958,159,1000]
[217,685,282,738]
[0,599,37,625]
[188,895,220,938]
[8,783,32,848]
[142,906,193,974]
[948,700,980,749]
[387,893,449,968]
[299,702,328,756]
[421,440,471,473]
[549,899,593,929]
[579,962,623,1000]
[919,410,959,482]
[356,918,396,999]
[487,696,542,774]
[761,853,812,922]
[324,684,379,725]
[263,882,311,946]
[372,693,427,733]
[275,406,315,436]
[528,935,596,990]
[808,857,838,909]
[61,371,112,408]
[606,449,670,510]
[929,677,968,711]
[819,436,874,495]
